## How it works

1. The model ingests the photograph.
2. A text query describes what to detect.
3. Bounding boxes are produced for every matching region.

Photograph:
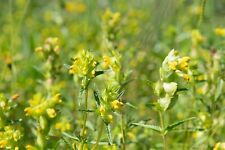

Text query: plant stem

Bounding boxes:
[80,87,89,150]
[121,112,126,150]
[159,111,167,150]
[92,121,104,150]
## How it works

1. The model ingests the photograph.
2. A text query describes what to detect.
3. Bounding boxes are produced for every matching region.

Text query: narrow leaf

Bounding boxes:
[105,124,112,145]
[95,71,104,77]
[132,123,162,133]
[214,79,224,101]
[93,90,101,106]
[165,117,196,132]
[125,102,137,109]
[62,132,79,141]
[78,109,95,112]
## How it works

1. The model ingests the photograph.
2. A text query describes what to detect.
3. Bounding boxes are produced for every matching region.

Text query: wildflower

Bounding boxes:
[24,93,62,117]
[26,145,38,150]
[99,105,106,117]
[168,61,177,70]
[157,49,192,111]
[215,28,225,37]
[183,74,190,81]
[102,55,112,69]
[178,56,190,71]
[111,100,123,110]
[69,50,97,80]
[161,49,191,81]
[46,108,57,118]
[106,114,113,123]
[0,140,7,148]
[213,142,225,150]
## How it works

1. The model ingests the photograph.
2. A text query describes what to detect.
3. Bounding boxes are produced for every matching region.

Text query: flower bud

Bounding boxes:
[163,82,177,96]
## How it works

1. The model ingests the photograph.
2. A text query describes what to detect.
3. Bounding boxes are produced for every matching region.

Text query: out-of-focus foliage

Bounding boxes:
[0,0,224,149]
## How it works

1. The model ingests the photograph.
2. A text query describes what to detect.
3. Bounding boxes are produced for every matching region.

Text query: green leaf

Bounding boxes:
[125,102,137,109]
[214,79,224,101]
[62,132,79,141]
[165,117,196,132]
[95,71,104,77]
[132,123,162,133]
[176,88,188,92]
[78,109,95,112]
[105,124,113,145]
[171,127,205,132]
[93,90,101,106]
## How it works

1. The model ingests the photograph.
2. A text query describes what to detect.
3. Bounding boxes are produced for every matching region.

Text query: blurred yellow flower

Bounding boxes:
[0,140,7,148]
[65,2,86,13]
[191,30,205,45]
[111,100,123,110]
[46,108,57,118]
[215,28,225,37]
[214,142,225,150]
[55,118,71,132]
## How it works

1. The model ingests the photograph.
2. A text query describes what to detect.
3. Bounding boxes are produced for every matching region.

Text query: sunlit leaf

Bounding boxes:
[132,123,162,133]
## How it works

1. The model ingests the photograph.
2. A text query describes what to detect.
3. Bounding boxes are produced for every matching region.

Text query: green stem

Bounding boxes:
[80,87,89,150]
[121,112,126,150]
[92,121,104,150]
[198,0,207,27]
[159,111,167,150]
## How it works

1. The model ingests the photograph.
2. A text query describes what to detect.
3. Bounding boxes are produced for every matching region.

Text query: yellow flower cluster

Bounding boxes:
[69,50,97,79]
[0,126,23,149]
[24,93,61,118]
[102,9,121,30]
[111,100,123,110]
[98,85,124,124]
[156,50,193,111]
[99,106,113,124]
[162,50,191,81]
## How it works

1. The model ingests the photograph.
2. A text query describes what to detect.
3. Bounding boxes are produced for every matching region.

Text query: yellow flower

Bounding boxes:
[168,61,177,70]
[183,74,190,81]
[102,55,111,69]
[46,108,56,118]
[215,28,225,37]
[178,56,190,71]
[69,50,97,79]
[107,114,113,123]
[111,100,123,110]
[24,93,61,117]
[0,140,7,148]
[213,142,225,150]
[99,106,106,117]
[26,145,37,150]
